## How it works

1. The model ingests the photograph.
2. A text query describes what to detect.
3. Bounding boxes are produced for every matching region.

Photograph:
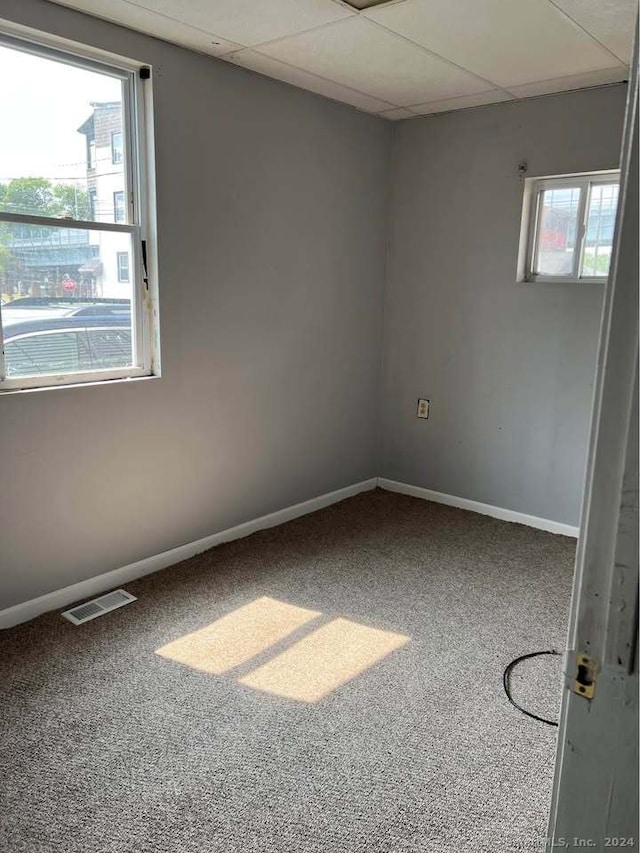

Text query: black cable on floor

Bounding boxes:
[503,650,562,727]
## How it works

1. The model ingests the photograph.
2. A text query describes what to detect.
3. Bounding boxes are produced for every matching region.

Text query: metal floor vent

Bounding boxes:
[62,589,137,625]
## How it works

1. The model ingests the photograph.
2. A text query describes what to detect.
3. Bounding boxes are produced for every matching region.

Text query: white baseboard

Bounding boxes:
[1,475,577,629]
[0,478,377,629]
[377,478,580,538]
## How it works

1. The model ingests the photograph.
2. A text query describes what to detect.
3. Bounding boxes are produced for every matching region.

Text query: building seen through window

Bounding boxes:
[1,94,130,301]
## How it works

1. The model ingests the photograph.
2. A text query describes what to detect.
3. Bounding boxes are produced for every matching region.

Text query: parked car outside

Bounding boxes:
[2,298,132,377]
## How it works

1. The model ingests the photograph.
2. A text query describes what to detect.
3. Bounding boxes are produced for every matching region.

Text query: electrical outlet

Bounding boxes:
[417,398,430,419]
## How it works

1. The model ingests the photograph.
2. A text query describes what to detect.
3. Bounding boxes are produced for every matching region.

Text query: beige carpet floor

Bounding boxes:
[0,489,575,852]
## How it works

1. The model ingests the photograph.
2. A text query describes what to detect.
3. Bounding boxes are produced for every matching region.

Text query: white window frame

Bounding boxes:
[0,27,159,392]
[519,170,620,285]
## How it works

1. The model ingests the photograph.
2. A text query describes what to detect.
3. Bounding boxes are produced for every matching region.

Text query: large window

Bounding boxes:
[521,172,620,283]
[0,30,157,391]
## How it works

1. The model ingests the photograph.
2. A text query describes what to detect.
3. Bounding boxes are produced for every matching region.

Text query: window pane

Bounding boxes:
[582,183,619,277]
[85,327,132,371]
[534,186,581,276]
[4,330,83,376]
[1,223,134,378]
[0,44,127,224]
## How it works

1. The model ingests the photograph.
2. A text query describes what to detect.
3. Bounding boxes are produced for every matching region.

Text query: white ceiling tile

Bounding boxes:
[507,66,629,99]
[410,89,514,115]
[227,49,393,113]
[52,0,239,55]
[547,0,637,64]
[378,107,415,120]
[47,0,631,117]
[257,17,491,107]
[125,0,354,47]
[363,0,622,88]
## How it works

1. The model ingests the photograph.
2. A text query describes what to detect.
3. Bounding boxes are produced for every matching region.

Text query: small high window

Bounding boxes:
[0,30,158,391]
[520,172,620,283]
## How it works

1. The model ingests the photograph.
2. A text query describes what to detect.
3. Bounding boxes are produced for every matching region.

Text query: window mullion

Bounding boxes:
[574,181,590,280]
[130,226,145,371]
[529,186,544,279]
[122,71,137,226]
[0,211,137,234]
[0,303,5,381]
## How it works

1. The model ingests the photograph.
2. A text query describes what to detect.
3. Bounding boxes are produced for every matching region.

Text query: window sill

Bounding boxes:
[520,276,608,285]
[0,372,160,396]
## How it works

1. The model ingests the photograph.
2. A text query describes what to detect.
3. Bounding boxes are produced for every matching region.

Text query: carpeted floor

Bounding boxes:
[0,489,575,853]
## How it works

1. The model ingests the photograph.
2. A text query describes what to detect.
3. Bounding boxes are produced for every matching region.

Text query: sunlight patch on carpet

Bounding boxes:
[239,617,410,703]
[155,596,321,674]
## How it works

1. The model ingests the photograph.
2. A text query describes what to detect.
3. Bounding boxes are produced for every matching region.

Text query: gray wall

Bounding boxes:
[381,86,627,526]
[0,0,391,610]
[0,0,628,613]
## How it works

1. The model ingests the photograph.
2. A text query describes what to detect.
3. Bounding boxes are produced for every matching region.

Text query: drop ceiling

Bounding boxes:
[48,0,635,119]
